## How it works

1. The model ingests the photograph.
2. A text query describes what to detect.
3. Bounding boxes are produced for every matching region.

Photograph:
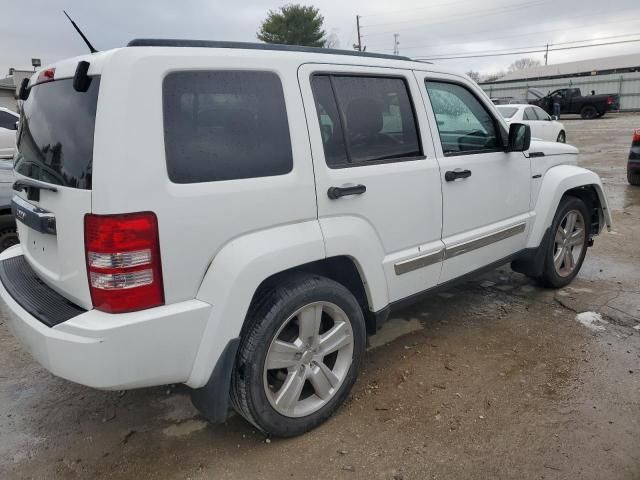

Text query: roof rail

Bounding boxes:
[127,38,412,61]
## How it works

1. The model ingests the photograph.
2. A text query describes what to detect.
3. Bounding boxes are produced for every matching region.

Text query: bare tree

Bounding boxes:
[466,70,481,83]
[508,58,541,73]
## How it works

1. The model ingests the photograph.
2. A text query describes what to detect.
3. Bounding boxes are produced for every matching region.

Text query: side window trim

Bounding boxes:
[423,78,506,157]
[310,72,426,169]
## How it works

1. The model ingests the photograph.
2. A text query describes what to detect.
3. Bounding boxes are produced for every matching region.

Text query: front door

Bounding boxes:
[298,64,444,304]
[415,72,532,283]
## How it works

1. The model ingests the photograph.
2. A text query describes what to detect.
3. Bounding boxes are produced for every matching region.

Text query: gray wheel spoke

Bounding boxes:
[564,248,574,270]
[274,369,307,413]
[266,340,302,370]
[554,246,565,270]
[565,211,577,235]
[318,322,351,356]
[555,229,566,244]
[298,304,323,348]
[569,228,584,246]
[308,361,339,400]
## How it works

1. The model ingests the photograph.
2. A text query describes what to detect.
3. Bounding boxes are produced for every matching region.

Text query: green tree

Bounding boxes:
[257,4,326,47]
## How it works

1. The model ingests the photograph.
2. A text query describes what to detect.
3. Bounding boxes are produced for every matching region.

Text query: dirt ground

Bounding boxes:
[1,114,639,480]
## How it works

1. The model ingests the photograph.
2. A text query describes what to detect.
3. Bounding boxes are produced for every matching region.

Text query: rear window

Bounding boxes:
[496,107,518,119]
[162,71,293,183]
[15,77,100,190]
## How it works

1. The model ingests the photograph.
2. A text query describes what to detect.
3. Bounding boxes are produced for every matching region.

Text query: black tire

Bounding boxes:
[230,273,366,437]
[0,216,18,252]
[628,166,640,186]
[556,131,566,143]
[580,105,598,119]
[540,196,591,288]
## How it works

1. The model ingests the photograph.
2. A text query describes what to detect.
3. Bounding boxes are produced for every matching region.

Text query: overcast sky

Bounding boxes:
[2,0,639,77]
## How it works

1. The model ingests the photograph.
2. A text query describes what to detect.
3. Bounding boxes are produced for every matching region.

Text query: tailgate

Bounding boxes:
[12,75,100,310]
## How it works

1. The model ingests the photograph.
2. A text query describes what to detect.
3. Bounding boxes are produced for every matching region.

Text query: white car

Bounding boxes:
[0,107,19,158]
[0,42,611,437]
[496,104,566,143]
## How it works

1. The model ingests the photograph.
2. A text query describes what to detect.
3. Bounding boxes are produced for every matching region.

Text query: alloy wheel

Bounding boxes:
[263,301,354,418]
[553,209,586,277]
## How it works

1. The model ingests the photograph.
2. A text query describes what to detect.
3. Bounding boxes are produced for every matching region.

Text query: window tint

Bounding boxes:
[0,112,17,130]
[163,71,293,183]
[15,78,100,189]
[425,81,500,155]
[523,108,537,120]
[311,75,421,167]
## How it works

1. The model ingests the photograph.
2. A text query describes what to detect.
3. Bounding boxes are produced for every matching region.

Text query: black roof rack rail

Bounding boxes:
[127,38,413,61]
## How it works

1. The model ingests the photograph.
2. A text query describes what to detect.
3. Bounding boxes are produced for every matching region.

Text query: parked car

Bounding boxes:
[628,128,640,186]
[0,159,18,250]
[0,107,19,159]
[496,104,566,143]
[0,41,611,437]
[529,87,620,119]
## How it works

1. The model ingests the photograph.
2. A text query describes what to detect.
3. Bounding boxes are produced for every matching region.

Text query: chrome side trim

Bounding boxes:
[394,249,445,275]
[445,222,526,259]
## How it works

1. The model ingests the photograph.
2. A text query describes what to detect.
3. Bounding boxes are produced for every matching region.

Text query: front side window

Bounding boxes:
[311,74,421,167]
[533,106,550,121]
[523,107,537,120]
[425,81,501,155]
[163,71,293,183]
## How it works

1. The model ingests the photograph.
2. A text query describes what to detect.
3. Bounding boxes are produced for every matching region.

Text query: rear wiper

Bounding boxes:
[13,178,58,193]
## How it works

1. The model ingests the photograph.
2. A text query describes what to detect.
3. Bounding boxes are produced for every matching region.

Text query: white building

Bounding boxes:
[480,53,640,111]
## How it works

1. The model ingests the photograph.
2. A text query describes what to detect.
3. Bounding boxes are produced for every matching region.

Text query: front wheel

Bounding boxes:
[231,273,366,437]
[540,196,591,288]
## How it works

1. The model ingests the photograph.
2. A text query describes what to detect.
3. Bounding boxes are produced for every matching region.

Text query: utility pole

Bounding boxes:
[544,43,549,65]
[393,33,400,55]
[355,15,362,51]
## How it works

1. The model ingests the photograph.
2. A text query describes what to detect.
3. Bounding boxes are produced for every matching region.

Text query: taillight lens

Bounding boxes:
[84,212,164,313]
[633,129,640,143]
[607,96,613,105]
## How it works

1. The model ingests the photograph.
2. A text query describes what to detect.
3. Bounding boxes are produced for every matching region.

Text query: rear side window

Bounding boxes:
[523,108,537,120]
[311,74,422,167]
[163,71,293,183]
[0,111,17,130]
[15,78,100,189]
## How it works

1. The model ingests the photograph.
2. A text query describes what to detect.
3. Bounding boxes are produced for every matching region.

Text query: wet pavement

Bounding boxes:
[1,114,639,479]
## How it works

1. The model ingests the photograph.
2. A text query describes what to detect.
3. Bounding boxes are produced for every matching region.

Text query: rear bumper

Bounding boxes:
[0,246,211,390]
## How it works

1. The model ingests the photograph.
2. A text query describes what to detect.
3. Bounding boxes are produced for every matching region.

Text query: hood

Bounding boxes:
[527,87,546,99]
[526,140,578,158]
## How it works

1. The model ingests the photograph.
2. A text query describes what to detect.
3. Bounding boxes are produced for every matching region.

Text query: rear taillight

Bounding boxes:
[607,96,613,105]
[84,212,164,313]
[633,129,640,143]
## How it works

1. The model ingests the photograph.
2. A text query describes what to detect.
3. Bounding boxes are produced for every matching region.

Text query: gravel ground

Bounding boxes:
[1,113,639,480]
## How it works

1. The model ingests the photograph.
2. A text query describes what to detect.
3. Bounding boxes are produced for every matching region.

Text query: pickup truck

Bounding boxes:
[529,87,620,119]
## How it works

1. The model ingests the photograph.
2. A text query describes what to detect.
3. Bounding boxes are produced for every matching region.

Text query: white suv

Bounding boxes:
[0,40,611,437]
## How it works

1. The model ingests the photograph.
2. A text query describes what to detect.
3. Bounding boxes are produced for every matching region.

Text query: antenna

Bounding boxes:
[63,10,98,53]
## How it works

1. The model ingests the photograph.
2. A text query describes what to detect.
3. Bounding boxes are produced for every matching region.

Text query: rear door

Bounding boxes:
[12,76,100,308]
[298,64,443,302]
[0,110,18,158]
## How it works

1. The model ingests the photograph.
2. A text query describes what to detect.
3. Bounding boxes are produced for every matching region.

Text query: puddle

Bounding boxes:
[162,419,208,437]
[368,318,424,350]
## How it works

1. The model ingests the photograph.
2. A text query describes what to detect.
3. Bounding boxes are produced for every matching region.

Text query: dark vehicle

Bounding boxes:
[629,129,640,186]
[529,87,620,119]
[0,159,18,251]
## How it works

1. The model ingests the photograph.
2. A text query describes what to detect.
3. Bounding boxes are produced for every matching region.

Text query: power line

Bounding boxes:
[366,15,640,52]
[414,37,640,60]
[361,0,553,37]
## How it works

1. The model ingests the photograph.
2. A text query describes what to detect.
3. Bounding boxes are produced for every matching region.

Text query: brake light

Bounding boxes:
[633,129,640,143]
[36,68,55,84]
[607,96,613,105]
[84,212,164,313]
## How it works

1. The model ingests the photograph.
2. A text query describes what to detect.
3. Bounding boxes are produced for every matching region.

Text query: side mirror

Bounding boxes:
[507,123,531,152]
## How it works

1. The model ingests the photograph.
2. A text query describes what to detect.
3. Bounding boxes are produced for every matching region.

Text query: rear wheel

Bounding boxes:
[556,131,566,143]
[231,273,366,437]
[628,166,640,186]
[540,196,591,288]
[580,105,598,119]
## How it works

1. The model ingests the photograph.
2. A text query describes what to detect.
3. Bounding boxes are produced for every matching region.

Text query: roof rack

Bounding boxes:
[127,39,412,61]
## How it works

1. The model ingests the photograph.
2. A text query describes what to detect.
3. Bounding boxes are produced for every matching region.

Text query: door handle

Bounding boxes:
[445,169,472,182]
[327,184,367,199]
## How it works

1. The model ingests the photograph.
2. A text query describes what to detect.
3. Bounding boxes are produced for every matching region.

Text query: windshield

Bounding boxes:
[496,107,518,119]
[15,77,100,190]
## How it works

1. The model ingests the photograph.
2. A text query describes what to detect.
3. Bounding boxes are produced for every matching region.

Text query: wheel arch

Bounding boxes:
[527,165,612,250]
